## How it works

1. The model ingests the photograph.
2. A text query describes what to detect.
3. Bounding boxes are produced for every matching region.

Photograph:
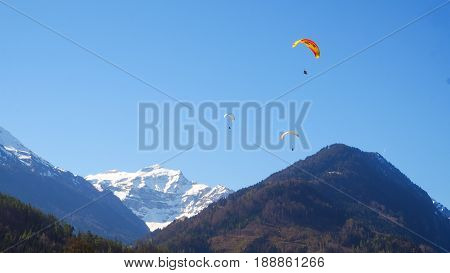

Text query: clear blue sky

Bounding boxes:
[1,1,449,206]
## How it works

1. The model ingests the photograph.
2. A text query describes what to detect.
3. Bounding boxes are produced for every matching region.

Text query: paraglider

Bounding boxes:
[280,130,300,151]
[292,38,320,58]
[293,38,320,76]
[224,113,235,129]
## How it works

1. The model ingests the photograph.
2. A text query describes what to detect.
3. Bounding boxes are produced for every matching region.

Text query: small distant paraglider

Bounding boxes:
[293,38,320,76]
[224,113,235,129]
[280,130,300,151]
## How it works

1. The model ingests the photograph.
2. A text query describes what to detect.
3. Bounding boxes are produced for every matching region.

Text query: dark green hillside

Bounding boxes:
[0,193,162,253]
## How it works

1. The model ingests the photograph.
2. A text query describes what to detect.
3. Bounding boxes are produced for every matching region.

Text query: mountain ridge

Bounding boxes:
[153,144,450,252]
[0,126,149,243]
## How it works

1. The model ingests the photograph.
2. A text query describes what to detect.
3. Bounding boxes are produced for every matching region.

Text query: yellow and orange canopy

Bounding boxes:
[292,38,320,58]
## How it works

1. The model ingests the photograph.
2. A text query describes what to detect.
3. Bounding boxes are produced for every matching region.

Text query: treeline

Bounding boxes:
[0,193,163,253]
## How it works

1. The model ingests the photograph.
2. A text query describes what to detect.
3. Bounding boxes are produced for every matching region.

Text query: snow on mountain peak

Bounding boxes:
[0,126,30,153]
[85,166,233,231]
[0,126,79,182]
[0,126,52,170]
[140,164,161,171]
[105,169,120,173]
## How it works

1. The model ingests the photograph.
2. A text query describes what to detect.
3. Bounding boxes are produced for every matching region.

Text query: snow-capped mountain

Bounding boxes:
[433,200,450,220]
[0,126,149,242]
[85,165,233,231]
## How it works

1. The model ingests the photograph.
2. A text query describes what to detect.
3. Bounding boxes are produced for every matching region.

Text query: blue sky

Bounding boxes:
[1,1,449,206]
